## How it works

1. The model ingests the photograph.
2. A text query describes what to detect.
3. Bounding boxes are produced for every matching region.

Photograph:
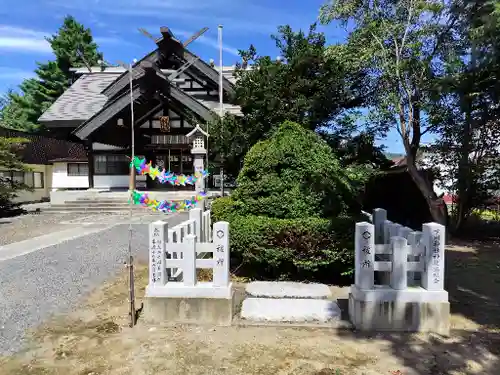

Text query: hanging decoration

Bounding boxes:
[129,190,206,213]
[129,156,209,185]
[159,116,170,133]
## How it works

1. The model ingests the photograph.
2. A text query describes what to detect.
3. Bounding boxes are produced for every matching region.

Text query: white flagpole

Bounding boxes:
[127,59,136,328]
[218,24,224,197]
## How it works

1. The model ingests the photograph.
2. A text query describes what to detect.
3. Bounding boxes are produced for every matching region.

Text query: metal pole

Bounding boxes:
[127,60,136,328]
[218,25,225,197]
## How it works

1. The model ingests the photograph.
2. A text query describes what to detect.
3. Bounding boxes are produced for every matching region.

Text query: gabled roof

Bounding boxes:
[0,127,86,164]
[38,73,119,123]
[102,28,236,100]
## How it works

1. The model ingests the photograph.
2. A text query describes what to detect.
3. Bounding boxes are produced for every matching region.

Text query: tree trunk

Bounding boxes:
[406,159,447,226]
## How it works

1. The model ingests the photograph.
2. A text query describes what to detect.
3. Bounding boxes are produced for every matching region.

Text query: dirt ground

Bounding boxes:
[1,239,499,375]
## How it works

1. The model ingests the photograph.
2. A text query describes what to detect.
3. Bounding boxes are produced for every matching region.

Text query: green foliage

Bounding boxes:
[206,23,367,179]
[425,0,500,230]
[211,196,238,222]
[231,121,359,219]
[0,16,102,132]
[222,212,356,282]
[320,0,459,225]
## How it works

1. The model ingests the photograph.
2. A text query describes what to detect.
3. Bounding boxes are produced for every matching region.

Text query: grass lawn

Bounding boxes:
[1,239,499,375]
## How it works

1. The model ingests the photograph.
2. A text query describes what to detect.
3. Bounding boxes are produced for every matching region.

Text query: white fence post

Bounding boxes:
[355,222,375,289]
[390,236,408,290]
[202,211,211,242]
[183,234,197,287]
[407,230,423,286]
[149,220,168,286]
[212,221,230,287]
[383,220,392,244]
[390,223,402,238]
[421,223,445,291]
[189,208,202,242]
[372,208,387,244]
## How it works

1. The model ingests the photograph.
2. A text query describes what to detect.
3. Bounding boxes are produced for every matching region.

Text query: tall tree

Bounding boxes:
[0,16,102,132]
[427,0,500,230]
[207,23,369,178]
[320,0,460,224]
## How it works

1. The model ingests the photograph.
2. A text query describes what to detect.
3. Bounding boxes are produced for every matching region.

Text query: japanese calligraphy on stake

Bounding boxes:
[355,222,375,289]
[146,219,232,299]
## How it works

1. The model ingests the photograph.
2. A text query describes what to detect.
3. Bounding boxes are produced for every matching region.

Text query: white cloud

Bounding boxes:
[45,0,283,35]
[0,25,52,53]
[171,29,240,56]
[0,24,133,53]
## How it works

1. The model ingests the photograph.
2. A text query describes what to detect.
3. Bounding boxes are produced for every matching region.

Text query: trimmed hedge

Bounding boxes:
[231,121,358,219]
[227,214,355,283]
[212,196,356,283]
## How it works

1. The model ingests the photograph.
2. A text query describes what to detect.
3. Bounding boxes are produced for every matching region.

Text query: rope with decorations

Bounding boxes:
[129,156,209,185]
[129,190,206,213]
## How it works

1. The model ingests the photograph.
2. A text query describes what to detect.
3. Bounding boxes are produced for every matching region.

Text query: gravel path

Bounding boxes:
[0,212,187,355]
[0,213,101,246]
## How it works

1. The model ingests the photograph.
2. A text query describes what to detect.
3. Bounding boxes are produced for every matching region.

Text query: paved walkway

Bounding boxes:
[0,212,187,355]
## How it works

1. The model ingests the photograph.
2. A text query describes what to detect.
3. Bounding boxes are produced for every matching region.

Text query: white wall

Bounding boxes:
[8,164,52,203]
[94,174,146,189]
[51,162,147,190]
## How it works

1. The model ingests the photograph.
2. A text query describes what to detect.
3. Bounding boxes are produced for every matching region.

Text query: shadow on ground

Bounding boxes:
[334,236,500,374]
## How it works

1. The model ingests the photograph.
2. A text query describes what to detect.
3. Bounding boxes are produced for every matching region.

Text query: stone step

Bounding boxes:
[241,298,341,322]
[54,202,132,207]
[245,281,332,299]
[43,206,149,213]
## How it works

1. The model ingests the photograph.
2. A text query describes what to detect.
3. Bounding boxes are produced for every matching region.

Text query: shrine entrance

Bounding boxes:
[145,149,194,191]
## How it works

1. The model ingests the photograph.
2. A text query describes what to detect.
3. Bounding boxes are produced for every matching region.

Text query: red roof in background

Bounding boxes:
[443,194,456,204]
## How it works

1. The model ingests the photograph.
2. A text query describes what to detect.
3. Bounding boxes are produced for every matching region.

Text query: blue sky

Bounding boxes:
[0,0,416,153]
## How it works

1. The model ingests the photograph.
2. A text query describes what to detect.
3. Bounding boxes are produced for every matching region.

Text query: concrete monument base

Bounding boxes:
[144,292,235,326]
[348,288,450,335]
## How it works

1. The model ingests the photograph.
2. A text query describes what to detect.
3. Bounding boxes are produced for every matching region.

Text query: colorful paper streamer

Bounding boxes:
[129,156,208,186]
[129,190,206,213]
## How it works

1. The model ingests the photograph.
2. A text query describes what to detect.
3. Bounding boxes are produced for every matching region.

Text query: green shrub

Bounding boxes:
[227,214,356,284]
[231,121,359,219]
[211,196,238,222]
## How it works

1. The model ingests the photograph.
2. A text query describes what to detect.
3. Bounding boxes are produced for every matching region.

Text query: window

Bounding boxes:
[93,155,129,175]
[194,135,204,149]
[0,171,44,188]
[68,163,88,176]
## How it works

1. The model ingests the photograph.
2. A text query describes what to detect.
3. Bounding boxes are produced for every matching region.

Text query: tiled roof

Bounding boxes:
[38,73,120,122]
[38,64,242,124]
[0,128,86,164]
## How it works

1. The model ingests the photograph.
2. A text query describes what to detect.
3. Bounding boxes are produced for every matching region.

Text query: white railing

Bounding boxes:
[146,209,232,299]
[164,207,212,280]
[355,208,445,292]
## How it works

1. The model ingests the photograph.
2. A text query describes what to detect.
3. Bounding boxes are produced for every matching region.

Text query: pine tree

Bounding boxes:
[0,15,102,132]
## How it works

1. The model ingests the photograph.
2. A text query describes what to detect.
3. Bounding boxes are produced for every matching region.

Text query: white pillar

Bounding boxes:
[355,222,375,289]
[189,208,202,242]
[421,223,446,291]
[390,236,408,290]
[372,208,387,244]
[183,235,197,287]
[149,220,168,287]
[192,154,205,193]
[213,221,230,287]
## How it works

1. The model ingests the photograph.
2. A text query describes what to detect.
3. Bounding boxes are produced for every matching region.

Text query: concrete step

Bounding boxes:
[43,206,149,213]
[55,202,132,207]
[240,298,341,322]
[245,281,332,299]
